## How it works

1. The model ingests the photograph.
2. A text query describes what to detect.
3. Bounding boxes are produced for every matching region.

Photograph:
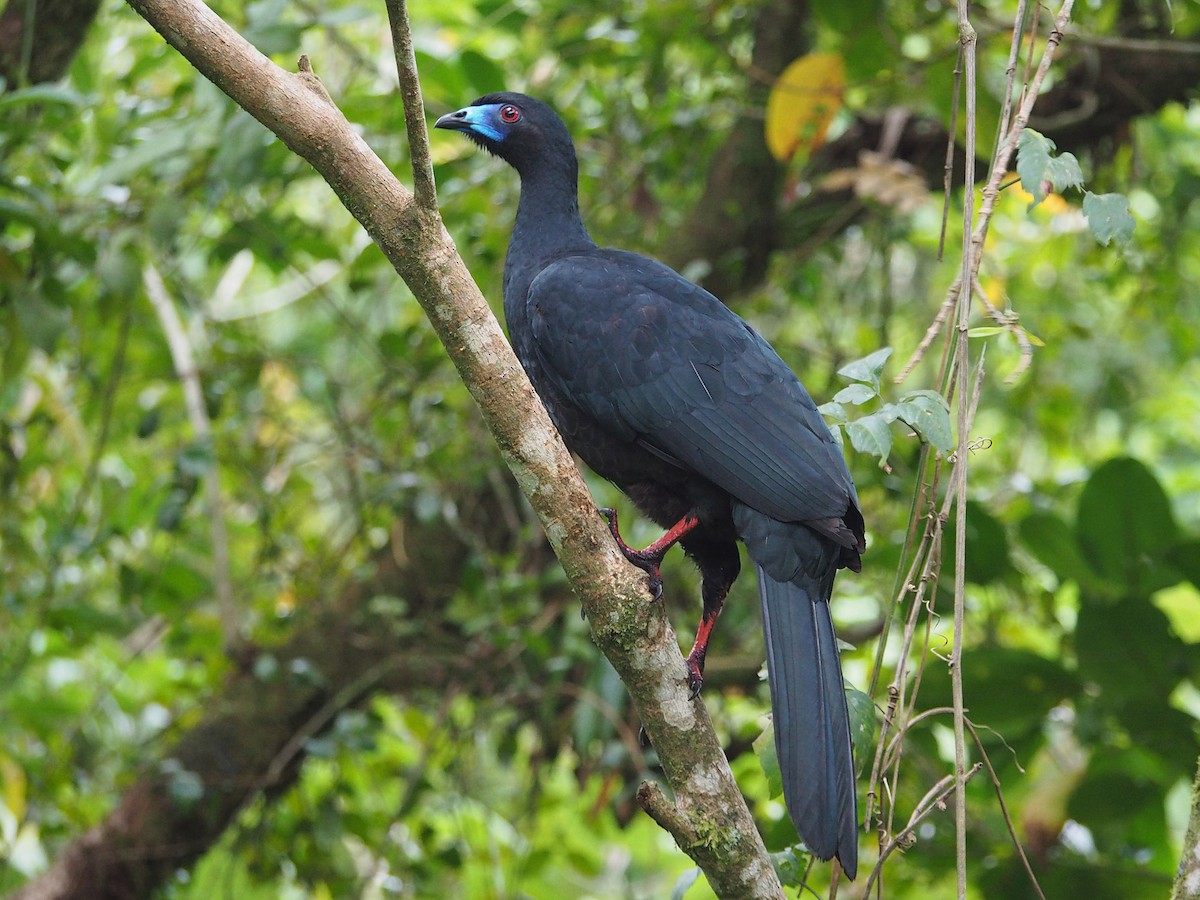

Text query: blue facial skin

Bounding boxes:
[435,104,507,142]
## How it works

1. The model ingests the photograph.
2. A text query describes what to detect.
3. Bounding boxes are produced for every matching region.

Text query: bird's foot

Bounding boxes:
[684,652,705,700]
[599,507,666,600]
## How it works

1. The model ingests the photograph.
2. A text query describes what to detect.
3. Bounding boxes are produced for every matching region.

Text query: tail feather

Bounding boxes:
[758,566,858,879]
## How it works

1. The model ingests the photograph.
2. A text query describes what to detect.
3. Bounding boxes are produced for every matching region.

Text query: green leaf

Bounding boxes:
[177,441,215,478]
[1166,541,1200,589]
[1019,511,1108,594]
[846,686,876,775]
[895,389,953,451]
[754,721,783,799]
[1076,457,1179,598]
[837,347,893,391]
[832,383,876,405]
[1075,597,1186,704]
[967,326,1005,338]
[845,411,893,462]
[944,500,1015,586]
[920,645,1078,738]
[460,50,506,96]
[1016,129,1083,205]
[1068,750,1169,851]
[0,83,84,112]
[771,846,811,887]
[1083,191,1135,246]
[818,400,847,422]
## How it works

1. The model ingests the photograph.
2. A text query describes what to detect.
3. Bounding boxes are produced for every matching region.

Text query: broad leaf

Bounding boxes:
[1076,457,1179,598]
[765,53,845,161]
[895,389,953,451]
[1016,129,1083,205]
[833,383,877,405]
[846,412,893,462]
[837,347,893,391]
[1083,191,1136,246]
[1076,597,1186,704]
[1019,511,1109,595]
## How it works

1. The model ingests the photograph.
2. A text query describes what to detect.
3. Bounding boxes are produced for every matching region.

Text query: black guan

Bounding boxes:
[436,92,864,877]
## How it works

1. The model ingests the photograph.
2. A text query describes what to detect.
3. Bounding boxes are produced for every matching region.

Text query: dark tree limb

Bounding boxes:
[18,1,787,897]
[0,0,101,86]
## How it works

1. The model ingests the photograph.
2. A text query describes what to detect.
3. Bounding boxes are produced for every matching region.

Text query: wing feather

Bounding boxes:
[527,250,853,524]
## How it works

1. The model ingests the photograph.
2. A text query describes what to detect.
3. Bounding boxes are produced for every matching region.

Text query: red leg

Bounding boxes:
[684,610,719,697]
[683,540,739,699]
[599,508,701,599]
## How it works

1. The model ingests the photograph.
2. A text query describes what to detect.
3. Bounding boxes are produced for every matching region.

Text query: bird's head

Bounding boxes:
[434,92,575,178]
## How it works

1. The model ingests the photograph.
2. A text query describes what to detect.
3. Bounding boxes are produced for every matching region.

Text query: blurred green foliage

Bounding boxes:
[1,0,1198,898]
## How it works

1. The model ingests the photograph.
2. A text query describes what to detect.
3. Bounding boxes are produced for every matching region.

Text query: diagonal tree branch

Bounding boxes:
[16,1,788,897]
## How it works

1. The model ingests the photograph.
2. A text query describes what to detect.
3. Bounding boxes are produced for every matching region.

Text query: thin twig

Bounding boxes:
[973,277,1033,381]
[895,280,960,382]
[938,46,963,261]
[385,0,438,211]
[143,261,240,650]
[864,763,984,896]
[953,0,977,847]
[964,719,1048,900]
[897,0,1076,384]
[995,0,1031,160]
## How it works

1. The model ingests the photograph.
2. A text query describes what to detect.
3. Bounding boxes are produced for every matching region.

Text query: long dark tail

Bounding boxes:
[757,565,858,878]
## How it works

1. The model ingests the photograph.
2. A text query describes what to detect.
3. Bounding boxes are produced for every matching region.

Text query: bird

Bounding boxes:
[435,92,864,878]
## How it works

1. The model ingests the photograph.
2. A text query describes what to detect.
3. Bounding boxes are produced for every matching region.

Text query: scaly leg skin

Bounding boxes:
[683,541,739,698]
[683,578,731,698]
[598,508,700,600]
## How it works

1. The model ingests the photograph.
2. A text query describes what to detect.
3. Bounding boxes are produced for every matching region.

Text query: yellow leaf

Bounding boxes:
[765,53,846,162]
[275,585,297,615]
[0,754,26,821]
[981,276,1006,303]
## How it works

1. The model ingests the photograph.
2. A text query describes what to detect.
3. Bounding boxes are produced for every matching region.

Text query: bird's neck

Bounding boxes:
[508,160,594,270]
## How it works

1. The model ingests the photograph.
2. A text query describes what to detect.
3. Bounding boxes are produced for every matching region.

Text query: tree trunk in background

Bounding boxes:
[1173,754,1200,900]
[659,0,808,297]
[0,0,101,85]
[12,516,490,900]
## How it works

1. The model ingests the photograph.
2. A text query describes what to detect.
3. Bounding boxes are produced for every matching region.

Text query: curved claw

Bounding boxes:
[599,508,701,603]
[645,571,663,601]
[685,659,705,700]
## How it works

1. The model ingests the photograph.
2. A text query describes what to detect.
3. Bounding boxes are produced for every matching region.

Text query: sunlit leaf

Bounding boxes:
[832,383,876,405]
[895,389,953,451]
[845,412,893,462]
[837,347,893,391]
[0,755,26,821]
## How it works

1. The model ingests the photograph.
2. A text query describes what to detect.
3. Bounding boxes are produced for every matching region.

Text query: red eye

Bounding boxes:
[499,104,521,123]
